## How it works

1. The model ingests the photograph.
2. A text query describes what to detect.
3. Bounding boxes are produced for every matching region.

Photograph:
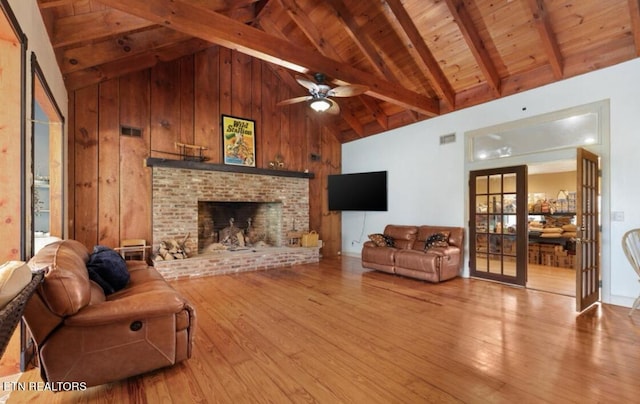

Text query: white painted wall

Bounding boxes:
[341,58,640,308]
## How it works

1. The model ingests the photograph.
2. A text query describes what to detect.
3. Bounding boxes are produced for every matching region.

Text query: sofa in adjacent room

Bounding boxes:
[362,224,464,283]
[23,239,196,387]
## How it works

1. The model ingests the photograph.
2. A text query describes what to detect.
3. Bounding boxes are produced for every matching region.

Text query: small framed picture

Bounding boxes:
[221,114,256,167]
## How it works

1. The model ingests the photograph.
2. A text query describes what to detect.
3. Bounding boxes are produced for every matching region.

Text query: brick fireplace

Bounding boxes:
[149,160,319,279]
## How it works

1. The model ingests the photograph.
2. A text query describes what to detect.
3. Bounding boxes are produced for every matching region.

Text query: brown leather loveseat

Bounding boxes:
[362,224,464,283]
[23,239,196,387]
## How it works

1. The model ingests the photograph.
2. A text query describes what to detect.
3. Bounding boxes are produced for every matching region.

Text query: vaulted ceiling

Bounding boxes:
[37,0,640,142]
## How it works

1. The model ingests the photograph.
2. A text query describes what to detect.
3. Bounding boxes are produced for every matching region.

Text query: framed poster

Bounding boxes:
[222,114,256,167]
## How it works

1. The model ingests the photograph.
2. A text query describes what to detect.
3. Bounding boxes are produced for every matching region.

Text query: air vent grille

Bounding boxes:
[121,125,142,137]
[439,133,456,145]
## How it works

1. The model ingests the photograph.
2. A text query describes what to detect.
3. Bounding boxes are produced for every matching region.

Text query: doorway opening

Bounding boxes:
[465,100,609,311]
[526,160,577,296]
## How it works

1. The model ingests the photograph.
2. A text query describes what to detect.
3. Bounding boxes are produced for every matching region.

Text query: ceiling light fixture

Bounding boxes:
[309,98,331,112]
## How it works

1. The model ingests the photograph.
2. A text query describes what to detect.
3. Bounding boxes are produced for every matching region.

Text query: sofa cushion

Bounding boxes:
[383,225,418,250]
[424,232,450,251]
[0,261,32,308]
[87,246,130,295]
[368,233,394,247]
[417,226,464,249]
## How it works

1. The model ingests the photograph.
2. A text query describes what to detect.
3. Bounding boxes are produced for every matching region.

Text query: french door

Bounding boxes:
[470,166,528,286]
[576,148,600,311]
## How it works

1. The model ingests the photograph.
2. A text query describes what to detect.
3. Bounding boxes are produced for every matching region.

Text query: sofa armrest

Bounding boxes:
[64,291,188,327]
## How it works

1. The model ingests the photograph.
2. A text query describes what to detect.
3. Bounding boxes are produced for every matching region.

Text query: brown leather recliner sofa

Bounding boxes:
[23,239,196,387]
[362,224,464,283]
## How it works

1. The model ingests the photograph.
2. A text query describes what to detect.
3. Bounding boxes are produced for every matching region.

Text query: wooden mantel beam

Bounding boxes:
[98,0,440,117]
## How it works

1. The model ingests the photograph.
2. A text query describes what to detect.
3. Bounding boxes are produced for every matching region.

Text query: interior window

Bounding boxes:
[32,55,64,254]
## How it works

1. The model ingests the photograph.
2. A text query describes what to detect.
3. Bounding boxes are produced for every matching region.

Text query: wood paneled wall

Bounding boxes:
[0,19,23,262]
[68,46,342,257]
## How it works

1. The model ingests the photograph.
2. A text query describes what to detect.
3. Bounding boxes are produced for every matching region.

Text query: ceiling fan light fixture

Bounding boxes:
[309,98,331,112]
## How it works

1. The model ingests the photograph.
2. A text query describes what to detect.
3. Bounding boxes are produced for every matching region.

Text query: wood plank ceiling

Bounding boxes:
[38,0,640,143]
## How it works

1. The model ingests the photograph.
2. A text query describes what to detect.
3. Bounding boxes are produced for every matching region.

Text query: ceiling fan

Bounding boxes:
[277,73,368,114]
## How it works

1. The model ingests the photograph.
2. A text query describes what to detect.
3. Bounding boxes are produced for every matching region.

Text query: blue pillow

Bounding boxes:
[87,245,130,295]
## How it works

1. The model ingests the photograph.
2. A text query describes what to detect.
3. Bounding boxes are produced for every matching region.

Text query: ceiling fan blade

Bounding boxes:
[295,76,319,92]
[326,98,341,115]
[328,84,368,97]
[277,95,312,106]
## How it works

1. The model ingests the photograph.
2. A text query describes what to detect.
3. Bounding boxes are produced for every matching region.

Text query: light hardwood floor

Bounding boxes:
[1,256,639,403]
[527,263,575,296]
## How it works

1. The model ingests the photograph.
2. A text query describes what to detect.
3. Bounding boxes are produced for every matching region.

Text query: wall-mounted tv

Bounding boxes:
[327,171,388,211]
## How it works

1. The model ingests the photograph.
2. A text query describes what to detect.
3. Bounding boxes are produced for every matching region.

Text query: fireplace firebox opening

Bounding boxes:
[198,201,283,253]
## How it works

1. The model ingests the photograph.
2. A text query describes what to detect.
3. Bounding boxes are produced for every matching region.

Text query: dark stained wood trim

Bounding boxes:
[145,157,315,178]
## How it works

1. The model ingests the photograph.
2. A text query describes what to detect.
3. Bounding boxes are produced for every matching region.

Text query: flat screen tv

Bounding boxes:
[328,171,387,211]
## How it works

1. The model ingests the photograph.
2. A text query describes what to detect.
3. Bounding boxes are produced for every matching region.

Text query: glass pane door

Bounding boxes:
[470,166,527,286]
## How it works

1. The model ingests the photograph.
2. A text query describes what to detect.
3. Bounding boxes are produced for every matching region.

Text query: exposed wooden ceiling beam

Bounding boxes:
[37,0,72,9]
[261,1,386,136]
[258,7,343,136]
[50,8,154,48]
[323,0,394,130]
[278,0,341,60]
[325,0,398,82]
[359,95,388,131]
[525,0,564,79]
[254,0,272,18]
[173,0,262,11]
[254,14,307,94]
[277,0,366,136]
[64,38,212,90]
[339,103,365,138]
[444,0,501,96]
[383,0,456,109]
[628,0,640,55]
[269,64,303,91]
[97,0,440,117]
[339,108,427,141]
[60,26,192,74]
